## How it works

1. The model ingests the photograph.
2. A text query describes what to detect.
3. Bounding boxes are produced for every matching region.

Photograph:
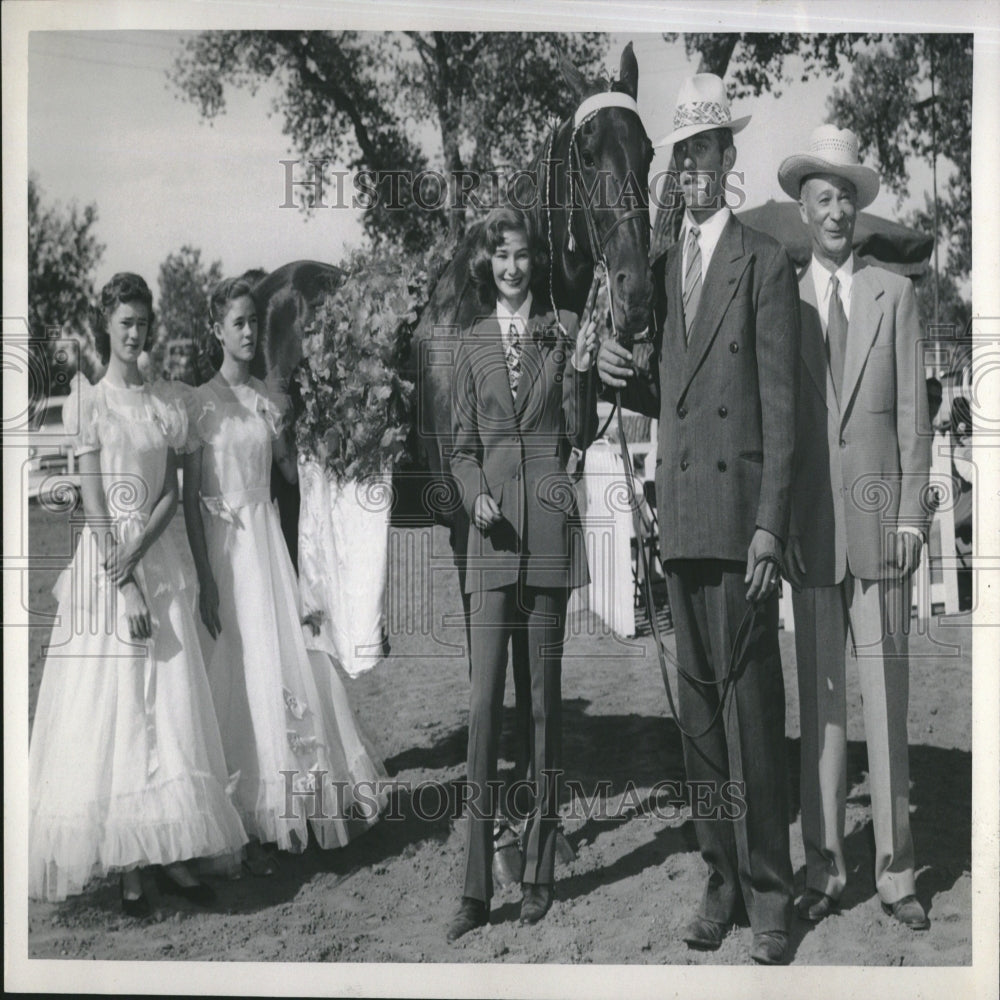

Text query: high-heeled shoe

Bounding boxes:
[119,876,151,918]
[155,866,217,906]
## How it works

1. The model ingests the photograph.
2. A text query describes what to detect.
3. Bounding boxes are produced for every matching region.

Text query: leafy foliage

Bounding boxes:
[27,174,106,394]
[170,31,608,250]
[293,237,453,484]
[828,34,971,285]
[152,246,224,385]
[664,33,886,99]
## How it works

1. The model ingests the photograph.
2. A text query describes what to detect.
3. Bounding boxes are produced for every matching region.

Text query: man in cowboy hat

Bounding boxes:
[778,125,932,930]
[597,73,799,964]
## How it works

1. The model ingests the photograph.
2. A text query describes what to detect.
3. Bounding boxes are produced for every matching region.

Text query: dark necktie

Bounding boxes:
[683,225,702,344]
[827,275,848,396]
[505,320,522,397]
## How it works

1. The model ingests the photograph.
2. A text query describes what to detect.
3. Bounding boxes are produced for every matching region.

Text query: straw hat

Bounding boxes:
[653,73,751,148]
[778,124,880,209]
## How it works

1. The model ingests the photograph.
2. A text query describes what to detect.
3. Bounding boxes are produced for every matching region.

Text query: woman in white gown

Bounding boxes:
[180,276,386,871]
[29,273,248,914]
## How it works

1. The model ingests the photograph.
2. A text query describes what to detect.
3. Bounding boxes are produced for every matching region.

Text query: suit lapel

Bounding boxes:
[799,263,834,407]
[661,248,685,391]
[514,301,553,420]
[841,260,884,426]
[475,314,518,419]
[681,216,751,397]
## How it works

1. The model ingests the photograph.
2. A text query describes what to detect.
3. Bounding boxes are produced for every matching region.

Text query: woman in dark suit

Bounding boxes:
[446,207,598,940]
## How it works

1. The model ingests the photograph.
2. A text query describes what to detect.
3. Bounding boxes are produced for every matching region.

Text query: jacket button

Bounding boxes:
[678,405,687,419]
[718,460,727,472]
[680,460,689,471]
[730,342,739,353]
[718,406,727,418]
[839,439,846,449]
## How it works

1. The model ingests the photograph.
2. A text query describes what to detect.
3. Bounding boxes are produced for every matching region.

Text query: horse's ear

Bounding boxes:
[616,41,639,101]
[558,52,589,101]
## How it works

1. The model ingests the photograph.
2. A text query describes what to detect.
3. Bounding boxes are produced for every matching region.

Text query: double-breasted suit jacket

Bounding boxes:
[622,214,800,558]
[451,304,598,593]
[616,212,800,934]
[790,258,932,585]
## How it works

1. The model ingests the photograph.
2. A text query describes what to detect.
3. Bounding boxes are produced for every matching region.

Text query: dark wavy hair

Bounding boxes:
[92,272,155,365]
[468,207,548,308]
[202,276,257,370]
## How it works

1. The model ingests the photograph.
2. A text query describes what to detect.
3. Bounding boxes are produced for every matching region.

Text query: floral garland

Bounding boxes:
[294,239,451,486]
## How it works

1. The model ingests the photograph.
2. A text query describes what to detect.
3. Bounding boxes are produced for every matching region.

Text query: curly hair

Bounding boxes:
[208,276,256,326]
[92,272,155,365]
[468,207,548,308]
[201,276,257,371]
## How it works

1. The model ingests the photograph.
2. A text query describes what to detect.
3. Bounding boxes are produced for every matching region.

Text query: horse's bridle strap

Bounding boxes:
[574,92,640,127]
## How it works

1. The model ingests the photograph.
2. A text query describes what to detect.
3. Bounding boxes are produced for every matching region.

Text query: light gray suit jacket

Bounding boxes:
[789,257,932,584]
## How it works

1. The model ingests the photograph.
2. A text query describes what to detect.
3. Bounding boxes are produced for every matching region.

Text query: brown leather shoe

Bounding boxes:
[795,888,839,922]
[681,914,729,950]
[751,930,789,965]
[519,883,553,925]
[881,894,930,930]
[446,897,489,941]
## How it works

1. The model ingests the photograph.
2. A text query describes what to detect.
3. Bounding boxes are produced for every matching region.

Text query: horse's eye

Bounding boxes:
[581,150,595,168]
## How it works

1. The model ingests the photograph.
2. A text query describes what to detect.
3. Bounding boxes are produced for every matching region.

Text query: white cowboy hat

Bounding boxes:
[653,74,751,149]
[778,124,880,209]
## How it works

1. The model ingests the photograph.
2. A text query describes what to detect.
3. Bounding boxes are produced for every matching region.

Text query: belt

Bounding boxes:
[200,486,271,524]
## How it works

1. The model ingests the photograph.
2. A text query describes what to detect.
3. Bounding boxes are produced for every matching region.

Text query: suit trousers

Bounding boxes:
[792,571,916,904]
[665,559,793,933]
[463,583,567,903]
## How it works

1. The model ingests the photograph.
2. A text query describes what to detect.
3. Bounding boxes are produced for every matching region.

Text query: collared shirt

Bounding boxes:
[681,206,731,282]
[496,291,533,354]
[811,253,855,339]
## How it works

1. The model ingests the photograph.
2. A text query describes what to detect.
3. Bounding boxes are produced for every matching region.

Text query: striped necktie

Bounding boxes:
[827,275,848,397]
[505,320,522,397]
[683,224,702,344]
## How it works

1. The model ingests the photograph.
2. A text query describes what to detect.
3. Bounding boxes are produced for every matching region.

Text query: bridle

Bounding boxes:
[546,91,762,741]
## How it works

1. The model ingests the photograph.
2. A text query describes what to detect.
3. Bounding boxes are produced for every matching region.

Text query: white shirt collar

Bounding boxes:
[682,206,731,274]
[811,253,855,310]
[496,292,532,342]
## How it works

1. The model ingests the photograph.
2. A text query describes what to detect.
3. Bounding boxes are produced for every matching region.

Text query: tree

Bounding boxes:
[169,31,609,250]
[828,34,971,288]
[152,246,223,385]
[27,173,106,395]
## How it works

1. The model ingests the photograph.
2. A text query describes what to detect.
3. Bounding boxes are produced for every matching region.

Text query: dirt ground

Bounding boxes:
[25,504,972,966]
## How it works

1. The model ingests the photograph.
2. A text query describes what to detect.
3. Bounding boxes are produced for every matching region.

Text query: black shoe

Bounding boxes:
[795,888,839,923]
[681,914,729,950]
[119,876,151,918]
[519,883,553,925]
[751,930,789,965]
[155,867,217,906]
[881,894,930,930]
[447,897,489,942]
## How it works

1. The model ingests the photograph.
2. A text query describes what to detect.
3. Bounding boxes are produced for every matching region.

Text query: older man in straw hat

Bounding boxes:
[778,125,932,931]
[598,73,799,964]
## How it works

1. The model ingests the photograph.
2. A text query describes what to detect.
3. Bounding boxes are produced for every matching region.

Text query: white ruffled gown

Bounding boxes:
[183,374,387,852]
[29,378,248,903]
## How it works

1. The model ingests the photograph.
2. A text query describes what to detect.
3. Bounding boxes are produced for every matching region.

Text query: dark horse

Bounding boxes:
[248,43,653,794]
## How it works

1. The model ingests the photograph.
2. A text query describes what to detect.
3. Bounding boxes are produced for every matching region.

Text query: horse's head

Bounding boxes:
[547,42,654,342]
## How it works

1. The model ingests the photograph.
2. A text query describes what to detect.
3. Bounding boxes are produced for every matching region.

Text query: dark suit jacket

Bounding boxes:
[789,258,932,584]
[619,214,800,562]
[450,303,598,592]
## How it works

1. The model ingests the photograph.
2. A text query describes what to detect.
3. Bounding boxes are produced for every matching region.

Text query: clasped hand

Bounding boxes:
[105,536,142,588]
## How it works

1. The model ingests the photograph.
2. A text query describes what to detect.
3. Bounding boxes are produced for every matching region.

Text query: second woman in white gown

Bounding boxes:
[181,276,387,868]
